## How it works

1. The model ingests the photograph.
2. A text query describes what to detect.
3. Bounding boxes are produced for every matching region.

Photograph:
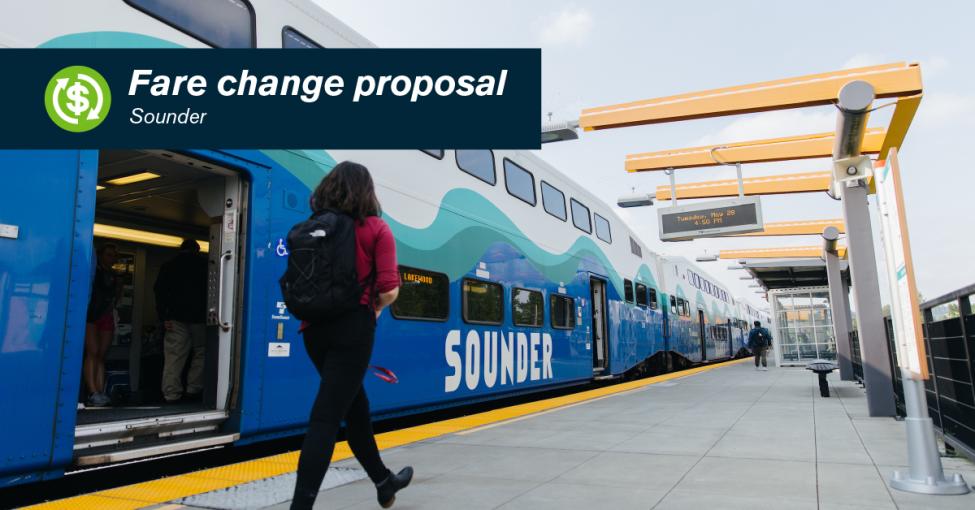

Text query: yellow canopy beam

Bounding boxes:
[737,219,845,237]
[580,62,922,131]
[719,246,846,259]
[655,170,831,200]
[626,128,885,172]
[879,94,922,160]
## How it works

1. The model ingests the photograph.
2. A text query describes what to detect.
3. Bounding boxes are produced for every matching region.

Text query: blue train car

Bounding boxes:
[0,0,765,487]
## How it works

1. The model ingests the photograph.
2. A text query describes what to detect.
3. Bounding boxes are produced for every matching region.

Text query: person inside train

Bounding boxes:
[154,239,209,404]
[748,320,773,371]
[289,162,413,510]
[83,243,120,407]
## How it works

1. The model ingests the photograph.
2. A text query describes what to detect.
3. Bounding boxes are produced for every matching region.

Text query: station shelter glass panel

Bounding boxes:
[769,286,835,366]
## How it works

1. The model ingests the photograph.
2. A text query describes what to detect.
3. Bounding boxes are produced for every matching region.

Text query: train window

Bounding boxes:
[462,278,503,325]
[421,150,444,159]
[390,266,449,321]
[594,214,612,243]
[649,288,658,309]
[124,0,255,48]
[456,150,496,185]
[635,283,648,307]
[282,26,323,48]
[512,288,543,327]
[550,294,576,329]
[503,159,537,206]
[629,236,643,258]
[623,279,634,303]
[670,296,678,314]
[540,181,567,221]
[570,199,592,234]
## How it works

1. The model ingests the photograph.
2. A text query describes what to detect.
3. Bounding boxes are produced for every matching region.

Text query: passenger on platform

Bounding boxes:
[83,243,120,407]
[290,162,412,510]
[154,239,208,404]
[748,320,773,371]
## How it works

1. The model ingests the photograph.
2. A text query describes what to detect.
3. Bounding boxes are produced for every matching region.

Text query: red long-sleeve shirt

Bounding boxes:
[354,216,399,305]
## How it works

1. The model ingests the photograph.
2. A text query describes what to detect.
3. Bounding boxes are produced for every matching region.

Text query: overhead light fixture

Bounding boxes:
[93,223,209,252]
[541,119,580,144]
[105,171,161,186]
[617,192,655,208]
[695,254,718,262]
[96,185,106,191]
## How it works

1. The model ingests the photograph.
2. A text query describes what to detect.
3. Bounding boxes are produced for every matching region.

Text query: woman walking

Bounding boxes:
[291,161,412,509]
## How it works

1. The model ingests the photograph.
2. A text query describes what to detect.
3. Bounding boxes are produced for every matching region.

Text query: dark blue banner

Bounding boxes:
[3,48,541,149]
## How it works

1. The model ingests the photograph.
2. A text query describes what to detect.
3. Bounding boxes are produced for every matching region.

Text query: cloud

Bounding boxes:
[915,91,975,128]
[923,55,949,80]
[537,6,593,47]
[842,53,888,70]
[692,108,837,147]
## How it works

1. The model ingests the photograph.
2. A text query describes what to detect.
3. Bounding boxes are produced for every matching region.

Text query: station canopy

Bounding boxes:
[740,258,848,290]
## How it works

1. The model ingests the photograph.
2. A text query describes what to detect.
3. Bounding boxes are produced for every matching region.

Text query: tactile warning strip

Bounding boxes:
[24,357,749,509]
[176,466,367,509]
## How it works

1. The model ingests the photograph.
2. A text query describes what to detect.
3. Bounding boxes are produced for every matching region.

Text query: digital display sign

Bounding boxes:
[658,197,763,241]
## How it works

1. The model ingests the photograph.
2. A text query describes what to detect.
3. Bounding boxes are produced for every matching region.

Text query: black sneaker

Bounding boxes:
[376,467,413,509]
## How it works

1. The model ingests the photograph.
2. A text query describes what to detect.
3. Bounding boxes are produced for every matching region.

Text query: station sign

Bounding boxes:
[875,148,928,379]
[657,197,763,241]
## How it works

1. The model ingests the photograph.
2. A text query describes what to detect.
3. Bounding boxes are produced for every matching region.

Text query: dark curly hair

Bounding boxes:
[310,161,381,221]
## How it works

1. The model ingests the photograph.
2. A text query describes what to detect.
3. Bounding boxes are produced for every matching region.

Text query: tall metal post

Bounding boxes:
[892,366,970,494]
[823,227,853,381]
[834,81,896,416]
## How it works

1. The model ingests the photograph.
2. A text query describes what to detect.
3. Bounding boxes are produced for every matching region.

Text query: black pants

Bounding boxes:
[292,306,389,505]
[753,346,768,367]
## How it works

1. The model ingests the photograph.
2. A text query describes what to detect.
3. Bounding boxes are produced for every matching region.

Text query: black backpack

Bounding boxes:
[754,328,768,347]
[279,210,362,321]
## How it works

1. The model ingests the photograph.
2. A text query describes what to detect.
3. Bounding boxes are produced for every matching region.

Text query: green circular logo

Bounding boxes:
[45,65,112,133]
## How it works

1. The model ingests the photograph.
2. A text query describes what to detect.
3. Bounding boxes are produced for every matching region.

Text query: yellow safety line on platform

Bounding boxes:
[25,357,749,510]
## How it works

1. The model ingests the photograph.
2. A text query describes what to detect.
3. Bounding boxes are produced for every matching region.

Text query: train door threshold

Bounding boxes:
[72,149,247,466]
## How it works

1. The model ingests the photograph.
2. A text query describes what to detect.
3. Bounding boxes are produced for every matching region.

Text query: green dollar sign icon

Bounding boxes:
[45,65,112,133]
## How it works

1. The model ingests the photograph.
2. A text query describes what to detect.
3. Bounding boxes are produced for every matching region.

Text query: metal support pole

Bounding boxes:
[835,80,896,416]
[823,226,854,381]
[891,368,970,494]
[665,169,677,206]
[735,162,744,198]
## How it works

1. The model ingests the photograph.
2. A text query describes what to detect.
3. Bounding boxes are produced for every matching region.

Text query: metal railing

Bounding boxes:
[885,283,975,461]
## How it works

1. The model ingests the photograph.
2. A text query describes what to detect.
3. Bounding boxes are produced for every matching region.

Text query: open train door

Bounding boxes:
[589,277,609,374]
[71,150,251,467]
[698,310,707,361]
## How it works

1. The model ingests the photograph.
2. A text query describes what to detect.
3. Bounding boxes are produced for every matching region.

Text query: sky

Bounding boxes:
[317,0,975,307]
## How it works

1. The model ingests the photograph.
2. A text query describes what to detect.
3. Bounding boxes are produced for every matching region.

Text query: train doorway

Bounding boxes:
[590,277,609,374]
[74,150,246,465]
[698,310,707,361]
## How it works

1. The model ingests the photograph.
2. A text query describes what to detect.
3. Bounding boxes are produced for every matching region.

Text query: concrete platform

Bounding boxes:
[64,361,974,510]
[163,361,975,510]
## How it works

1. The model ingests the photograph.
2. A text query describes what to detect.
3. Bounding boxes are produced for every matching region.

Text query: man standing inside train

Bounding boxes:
[748,321,772,371]
[155,239,209,403]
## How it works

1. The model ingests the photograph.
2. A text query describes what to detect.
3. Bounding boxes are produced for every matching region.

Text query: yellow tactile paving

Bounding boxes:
[24,357,747,509]
[96,475,240,504]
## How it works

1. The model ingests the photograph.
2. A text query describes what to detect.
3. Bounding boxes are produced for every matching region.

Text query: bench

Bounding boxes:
[806,361,838,397]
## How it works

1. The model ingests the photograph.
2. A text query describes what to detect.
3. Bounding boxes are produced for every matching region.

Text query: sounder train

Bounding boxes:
[0,0,769,487]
